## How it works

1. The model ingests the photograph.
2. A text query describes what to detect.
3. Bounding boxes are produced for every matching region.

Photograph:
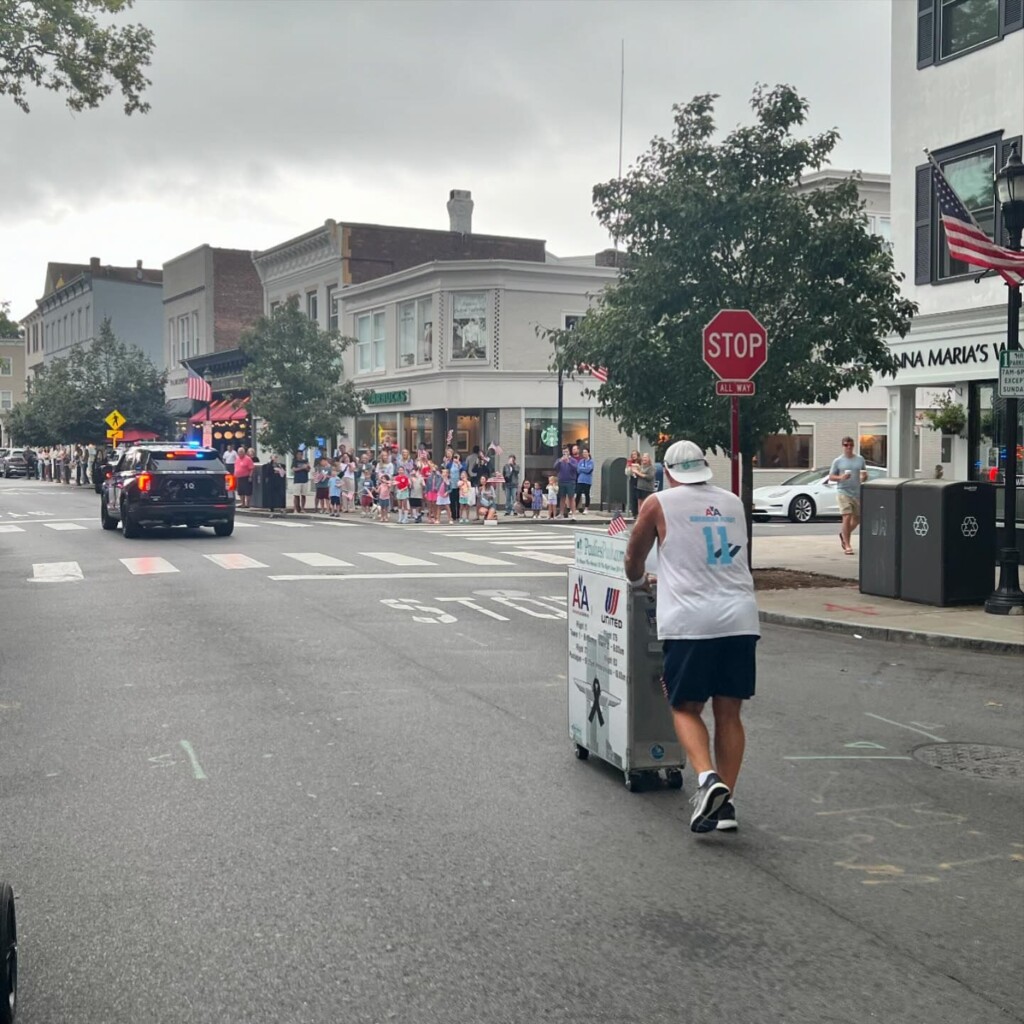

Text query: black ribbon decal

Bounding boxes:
[588,677,604,726]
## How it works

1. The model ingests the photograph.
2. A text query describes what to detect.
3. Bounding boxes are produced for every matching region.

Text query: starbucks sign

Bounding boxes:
[363,389,410,406]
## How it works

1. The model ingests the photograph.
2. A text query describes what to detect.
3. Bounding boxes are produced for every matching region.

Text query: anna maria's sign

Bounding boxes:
[893,341,1007,371]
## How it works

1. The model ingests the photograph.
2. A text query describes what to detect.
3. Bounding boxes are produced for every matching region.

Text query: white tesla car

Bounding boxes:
[752,465,888,523]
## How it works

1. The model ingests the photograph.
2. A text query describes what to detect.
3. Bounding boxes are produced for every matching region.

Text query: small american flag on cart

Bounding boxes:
[607,513,627,536]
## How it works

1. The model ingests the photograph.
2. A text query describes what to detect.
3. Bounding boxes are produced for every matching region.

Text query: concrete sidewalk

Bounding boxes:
[236,505,1023,653]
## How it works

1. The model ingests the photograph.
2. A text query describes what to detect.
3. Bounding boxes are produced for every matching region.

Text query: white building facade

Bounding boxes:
[339,258,636,502]
[887,0,1022,525]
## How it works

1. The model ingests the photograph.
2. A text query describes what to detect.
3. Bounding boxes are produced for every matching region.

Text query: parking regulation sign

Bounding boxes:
[998,350,1024,398]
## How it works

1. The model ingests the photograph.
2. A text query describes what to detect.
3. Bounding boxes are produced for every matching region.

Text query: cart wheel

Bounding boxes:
[574,744,589,761]
[0,881,16,1024]
[666,769,684,791]
[624,772,645,793]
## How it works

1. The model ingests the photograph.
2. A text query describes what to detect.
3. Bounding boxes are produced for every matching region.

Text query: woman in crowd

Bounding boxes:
[502,454,520,515]
[575,447,594,513]
[234,447,255,508]
[625,449,640,517]
[634,452,657,510]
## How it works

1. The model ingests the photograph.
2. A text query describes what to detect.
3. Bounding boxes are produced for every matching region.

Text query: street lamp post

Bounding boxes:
[985,142,1024,616]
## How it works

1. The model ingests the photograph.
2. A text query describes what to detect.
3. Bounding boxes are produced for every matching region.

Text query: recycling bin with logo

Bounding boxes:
[567,532,684,792]
[899,480,997,605]
[860,478,908,599]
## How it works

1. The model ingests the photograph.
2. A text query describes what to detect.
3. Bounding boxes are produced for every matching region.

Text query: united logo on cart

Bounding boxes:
[601,587,623,628]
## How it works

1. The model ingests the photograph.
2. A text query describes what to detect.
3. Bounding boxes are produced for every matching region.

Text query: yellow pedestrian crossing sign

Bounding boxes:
[105,409,126,430]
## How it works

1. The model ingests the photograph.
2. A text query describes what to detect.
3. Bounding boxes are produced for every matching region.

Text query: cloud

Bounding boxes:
[0,0,889,314]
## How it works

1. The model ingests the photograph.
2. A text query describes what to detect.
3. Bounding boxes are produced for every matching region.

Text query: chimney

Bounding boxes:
[136,259,143,280]
[89,257,100,270]
[447,189,473,234]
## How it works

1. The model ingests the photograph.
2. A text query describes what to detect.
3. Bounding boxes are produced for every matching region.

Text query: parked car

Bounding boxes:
[101,442,235,537]
[0,449,28,478]
[0,878,15,1024]
[752,464,888,523]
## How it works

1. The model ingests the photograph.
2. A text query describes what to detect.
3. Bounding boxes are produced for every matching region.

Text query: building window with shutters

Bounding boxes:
[914,133,1022,284]
[327,284,338,331]
[917,0,1021,67]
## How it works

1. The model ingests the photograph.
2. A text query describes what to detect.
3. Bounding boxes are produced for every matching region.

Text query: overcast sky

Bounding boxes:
[0,0,891,319]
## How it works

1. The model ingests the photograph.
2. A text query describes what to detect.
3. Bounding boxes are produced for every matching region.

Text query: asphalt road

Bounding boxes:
[1,479,1022,1024]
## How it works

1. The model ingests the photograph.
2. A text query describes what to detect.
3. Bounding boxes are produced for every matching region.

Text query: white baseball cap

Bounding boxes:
[663,440,713,484]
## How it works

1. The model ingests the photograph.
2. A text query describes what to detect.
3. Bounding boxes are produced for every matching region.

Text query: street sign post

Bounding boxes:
[104,409,126,431]
[703,310,768,496]
[998,349,1024,398]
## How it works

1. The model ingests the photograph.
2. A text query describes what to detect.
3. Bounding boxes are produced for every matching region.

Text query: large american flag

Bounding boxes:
[186,367,212,403]
[581,364,609,383]
[929,151,1024,287]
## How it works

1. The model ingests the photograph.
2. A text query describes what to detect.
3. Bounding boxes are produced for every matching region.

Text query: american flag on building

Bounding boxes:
[186,366,212,403]
[607,513,627,536]
[581,364,609,383]
[928,150,1024,287]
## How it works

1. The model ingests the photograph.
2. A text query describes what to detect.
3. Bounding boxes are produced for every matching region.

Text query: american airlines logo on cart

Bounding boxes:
[571,575,590,612]
[601,587,623,628]
[705,506,722,517]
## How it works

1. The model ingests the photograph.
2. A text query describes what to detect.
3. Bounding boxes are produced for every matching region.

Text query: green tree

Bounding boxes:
[0,301,21,338]
[240,298,363,457]
[2,317,168,441]
[1,0,154,115]
[548,84,916,530]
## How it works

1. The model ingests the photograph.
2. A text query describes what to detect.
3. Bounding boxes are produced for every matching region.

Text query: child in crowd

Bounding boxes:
[518,480,532,517]
[341,459,356,514]
[478,478,496,520]
[545,475,559,520]
[409,467,424,523]
[359,469,375,518]
[458,470,476,523]
[393,468,411,524]
[314,460,330,513]
[426,464,443,524]
[327,468,342,518]
[377,472,392,522]
[531,480,543,519]
[435,468,452,523]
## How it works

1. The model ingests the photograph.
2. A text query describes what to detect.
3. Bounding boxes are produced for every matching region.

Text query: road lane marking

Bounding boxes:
[0,525,26,532]
[436,597,510,620]
[283,552,355,567]
[262,520,311,528]
[42,521,88,531]
[179,740,207,780]
[120,557,179,575]
[204,553,269,569]
[503,550,575,565]
[29,561,83,583]
[362,552,437,566]
[268,571,566,581]
[864,713,947,743]
[232,521,259,528]
[430,551,514,566]
[784,756,914,761]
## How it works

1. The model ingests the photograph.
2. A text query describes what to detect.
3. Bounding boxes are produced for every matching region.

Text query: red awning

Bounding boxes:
[121,428,160,442]
[189,398,249,424]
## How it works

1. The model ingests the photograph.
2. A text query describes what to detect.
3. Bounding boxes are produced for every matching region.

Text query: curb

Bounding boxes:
[758,609,1024,655]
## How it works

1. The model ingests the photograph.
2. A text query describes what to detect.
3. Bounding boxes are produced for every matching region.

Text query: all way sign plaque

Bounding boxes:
[715,381,756,396]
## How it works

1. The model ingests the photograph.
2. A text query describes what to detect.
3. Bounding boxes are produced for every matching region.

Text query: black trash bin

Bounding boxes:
[251,465,264,508]
[860,479,908,598]
[899,480,997,605]
[600,457,627,513]
[251,461,287,510]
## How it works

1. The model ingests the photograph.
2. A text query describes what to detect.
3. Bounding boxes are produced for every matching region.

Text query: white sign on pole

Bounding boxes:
[998,350,1024,398]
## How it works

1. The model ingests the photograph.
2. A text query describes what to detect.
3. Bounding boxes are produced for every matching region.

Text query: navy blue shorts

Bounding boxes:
[661,636,758,707]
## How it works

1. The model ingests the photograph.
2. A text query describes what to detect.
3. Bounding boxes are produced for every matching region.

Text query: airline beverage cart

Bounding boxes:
[567,532,685,792]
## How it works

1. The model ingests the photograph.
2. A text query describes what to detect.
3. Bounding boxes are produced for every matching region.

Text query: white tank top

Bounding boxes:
[652,483,760,640]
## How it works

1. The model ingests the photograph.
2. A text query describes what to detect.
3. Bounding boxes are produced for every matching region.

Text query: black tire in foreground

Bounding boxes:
[0,880,16,1024]
[788,495,816,524]
[120,502,141,538]
[100,499,116,531]
[214,520,234,537]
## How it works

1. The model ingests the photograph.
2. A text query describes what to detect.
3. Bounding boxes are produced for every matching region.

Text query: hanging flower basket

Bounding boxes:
[923,395,967,436]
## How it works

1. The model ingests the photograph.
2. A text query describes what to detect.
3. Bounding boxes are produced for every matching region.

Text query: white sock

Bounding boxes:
[698,770,717,787]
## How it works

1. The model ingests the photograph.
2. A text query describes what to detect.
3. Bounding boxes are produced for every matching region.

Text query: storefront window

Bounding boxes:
[450,292,488,361]
[859,426,888,467]
[524,408,590,488]
[404,413,433,456]
[755,427,812,469]
[970,382,1024,523]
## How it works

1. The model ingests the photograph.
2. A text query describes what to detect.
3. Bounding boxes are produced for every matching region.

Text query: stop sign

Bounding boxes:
[702,309,768,381]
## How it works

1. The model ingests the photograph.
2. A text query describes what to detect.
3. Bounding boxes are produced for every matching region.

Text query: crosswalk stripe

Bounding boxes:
[30,561,83,582]
[430,551,514,566]
[203,553,269,570]
[503,550,575,565]
[0,524,26,533]
[262,520,311,528]
[361,552,438,567]
[232,521,259,528]
[283,552,355,568]
[42,521,88,531]
[120,556,179,575]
